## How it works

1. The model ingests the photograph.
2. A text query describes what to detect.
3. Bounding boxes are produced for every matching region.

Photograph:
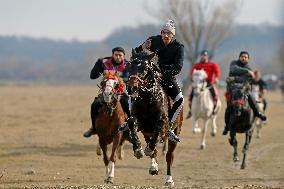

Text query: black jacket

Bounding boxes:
[229,60,252,84]
[135,35,184,79]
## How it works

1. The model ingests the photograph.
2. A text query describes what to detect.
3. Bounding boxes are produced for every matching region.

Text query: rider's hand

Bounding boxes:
[226,77,234,83]
[156,72,162,78]
[214,78,219,84]
[248,70,255,79]
[142,39,152,50]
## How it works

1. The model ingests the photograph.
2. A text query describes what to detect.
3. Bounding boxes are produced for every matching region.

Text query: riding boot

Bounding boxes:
[120,93,131,119]
[83,97,102,138]
[222,106,230,135]
[212,101,217,115]
[186,101,192,119]
[186,90,194,119]
[209,85,218,115]
[166,122,180,142]
[263,98,267,112]
[83,127,97,138]
[248,94,267,121]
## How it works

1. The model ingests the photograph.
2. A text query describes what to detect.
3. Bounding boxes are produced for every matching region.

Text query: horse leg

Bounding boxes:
[96,144,102,156]
[162,137,168,156]
[148,149,159,175]
[117,139,125,160]
[229,131,239,162]
[241,130,252,169]
[128,117,144,159]
[192,116,201,134]
[145,132,159,157]
[200,119,209,149]
[255,119,262,138]
[104,132,122,184]
[211,115,217,137]
[165,138,177,187]
[99,140,110,183]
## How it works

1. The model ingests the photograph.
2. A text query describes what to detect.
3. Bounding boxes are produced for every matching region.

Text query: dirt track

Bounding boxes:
[0,86,283,189]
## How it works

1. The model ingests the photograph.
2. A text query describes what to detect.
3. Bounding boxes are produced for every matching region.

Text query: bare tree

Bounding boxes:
[147,0,242,93]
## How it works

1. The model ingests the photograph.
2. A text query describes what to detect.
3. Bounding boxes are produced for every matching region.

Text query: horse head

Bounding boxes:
[128,49,157,96]
[101,72,124,104]
[192,69,208,95]
[230,83,249,116]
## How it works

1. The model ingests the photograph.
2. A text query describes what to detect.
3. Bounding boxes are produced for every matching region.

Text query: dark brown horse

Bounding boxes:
[227,83,256,169]
[93,72,128,184]
[127,50,183,187]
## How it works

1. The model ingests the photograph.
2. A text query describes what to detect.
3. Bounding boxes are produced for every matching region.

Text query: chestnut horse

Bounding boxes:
[127,50,183,187]
[93,72,128,184]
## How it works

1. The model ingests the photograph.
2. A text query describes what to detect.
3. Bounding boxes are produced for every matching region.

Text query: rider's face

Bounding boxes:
[239,54,249,64]
[112,51,125,64]
[200,54,208,62]
[161,30,174,45]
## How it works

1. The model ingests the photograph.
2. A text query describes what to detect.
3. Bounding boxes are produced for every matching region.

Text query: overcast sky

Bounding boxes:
[0,0,283,42]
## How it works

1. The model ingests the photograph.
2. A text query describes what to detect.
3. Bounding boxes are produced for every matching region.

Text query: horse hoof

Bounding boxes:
[165,181,174,187]
[211,132,216,137]
[96,146,102,156]
[233,156,239,162]
[104,177,113,184]
[241,164,246,169]
[149,169,159,175]
[193,128,201,134]
[200,144,206,150]
[134,147,144,159]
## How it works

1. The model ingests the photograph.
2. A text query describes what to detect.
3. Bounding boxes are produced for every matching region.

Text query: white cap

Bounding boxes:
[161,20,175,35]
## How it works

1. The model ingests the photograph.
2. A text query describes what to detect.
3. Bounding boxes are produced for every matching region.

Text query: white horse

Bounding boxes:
[251,84,265,138]
[191,69,221,149]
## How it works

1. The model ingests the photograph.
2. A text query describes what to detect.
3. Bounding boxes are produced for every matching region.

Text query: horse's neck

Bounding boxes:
[195,88,211,103]
[140,81,164,102]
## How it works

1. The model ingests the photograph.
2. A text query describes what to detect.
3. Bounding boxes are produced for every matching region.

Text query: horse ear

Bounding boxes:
[131,48,137,56]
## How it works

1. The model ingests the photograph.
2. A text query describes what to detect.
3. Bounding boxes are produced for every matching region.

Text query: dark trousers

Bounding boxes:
[91,93,131,128]
[159,77,183,123]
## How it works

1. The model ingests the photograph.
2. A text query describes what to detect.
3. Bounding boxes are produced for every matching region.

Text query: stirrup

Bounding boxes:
[166,130,180,143]
[118,121,129,132]
[83,128,96,138]
[186,111,192,119]
[222,126,229,135]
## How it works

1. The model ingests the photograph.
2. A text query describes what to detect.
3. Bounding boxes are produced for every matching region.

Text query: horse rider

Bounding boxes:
[186,50,220,119]
[83,47,131,138]
[133,20,184,142]
[252,70,268,115]
[222,51,267,135]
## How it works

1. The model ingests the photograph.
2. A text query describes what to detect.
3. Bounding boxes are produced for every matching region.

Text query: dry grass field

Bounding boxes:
[0,85,283,188]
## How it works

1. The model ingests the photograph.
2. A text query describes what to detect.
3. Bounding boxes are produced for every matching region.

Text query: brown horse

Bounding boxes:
[93,72,128,184]
[127,50,183,187]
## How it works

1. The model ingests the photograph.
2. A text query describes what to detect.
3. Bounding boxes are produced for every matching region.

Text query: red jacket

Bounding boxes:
[191,61,220,84]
